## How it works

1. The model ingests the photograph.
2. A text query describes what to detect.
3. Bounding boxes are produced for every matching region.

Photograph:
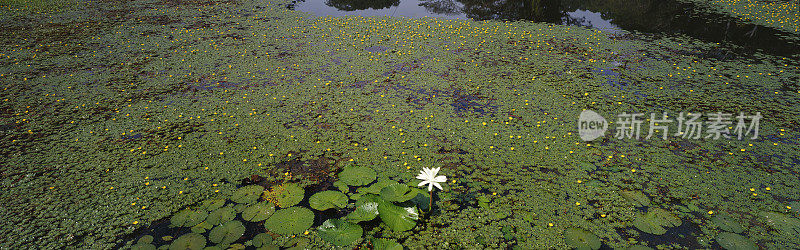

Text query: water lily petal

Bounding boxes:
[432,182,443,191]
[433,176,446,183]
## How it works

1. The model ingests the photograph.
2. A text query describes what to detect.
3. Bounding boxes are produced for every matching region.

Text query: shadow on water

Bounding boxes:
[289,0,799,56]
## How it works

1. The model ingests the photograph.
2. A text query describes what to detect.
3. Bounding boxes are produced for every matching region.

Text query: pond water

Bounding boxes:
[291,0,800,55]
[2,0,800,249]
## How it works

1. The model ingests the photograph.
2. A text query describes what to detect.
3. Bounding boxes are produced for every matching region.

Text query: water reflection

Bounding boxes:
[290,0,466,19]
[325,0,399,11]
[563,9,622,34]
[291,0,798,56]
[458,0,561,22]
[418,0,462,16]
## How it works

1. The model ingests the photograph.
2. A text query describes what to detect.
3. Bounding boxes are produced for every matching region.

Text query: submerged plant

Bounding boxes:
[415,167,447,212]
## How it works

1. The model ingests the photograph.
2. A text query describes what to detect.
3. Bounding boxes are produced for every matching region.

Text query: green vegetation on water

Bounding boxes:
[0,0,799,248]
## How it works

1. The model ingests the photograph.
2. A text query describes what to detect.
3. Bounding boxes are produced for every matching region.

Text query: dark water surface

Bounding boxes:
[289,0,800,56]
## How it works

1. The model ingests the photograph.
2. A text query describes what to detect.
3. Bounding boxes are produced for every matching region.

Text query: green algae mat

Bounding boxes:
[1,0,799,249]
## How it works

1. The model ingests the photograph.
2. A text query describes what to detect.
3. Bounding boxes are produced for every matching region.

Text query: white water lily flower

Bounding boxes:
[416,167,447,192]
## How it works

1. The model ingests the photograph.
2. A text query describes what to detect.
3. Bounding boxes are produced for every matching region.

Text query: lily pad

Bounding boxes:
[232,185,264,204]
[309,191,348,211]
[346,195,380,223]
[269,183,305,208]
[633,208,682,235]
[372,238,403,250]
[209,220,245,245]
[339,164,377,187]
[206,207,236,225]
[250,233,273,247]
[759,211,800,238]
[716,232,757,250]
[620,190,650,207]
[132,237,156,250]
[380,184,417,202]
[265,207,315,235]
[711,213,744,234]
[333,180,349,193]
[357,178,399,194]
[171,209,208,228]
[169,233,206,250]
[564,227,601,250]
[131,243,156,250]
[137,235,154,244]
[190,221,214,234]
[377,198,418,232]
[318,219,363,246]
[241,201,275,222]
[200,199,227,211]
[251,233,273,248]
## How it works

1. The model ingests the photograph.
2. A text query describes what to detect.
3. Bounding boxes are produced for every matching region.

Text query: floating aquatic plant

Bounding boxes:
[357,178,399,194]
[309,190,348,211]
[620,190,650,207]
[209,220,245,245]
[338,164,377,187]
[377,198,419,232]
[716,232,757,250]
[711,213,744,234]
[170,209,208,228]
[241,201,275,222]
[633,208,682,235]
[231,185,264,204]
[759,211,800,238]
[416,167,446,212]
[249,233,274,248]
[200,199,226,212]
[206,207,236,225]
[317,219,363,246]
[346,194,380,223]
[371,238,403,250]
[168,233,206,250]
[131,235,156,250]
[4,0,800,248]
[264,183,305,208]
[563,227,601,250]
[379,183,418,202]
[264,206,315,235]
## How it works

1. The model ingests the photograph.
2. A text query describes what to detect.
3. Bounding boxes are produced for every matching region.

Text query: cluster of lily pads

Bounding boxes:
[129,164,440,248]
